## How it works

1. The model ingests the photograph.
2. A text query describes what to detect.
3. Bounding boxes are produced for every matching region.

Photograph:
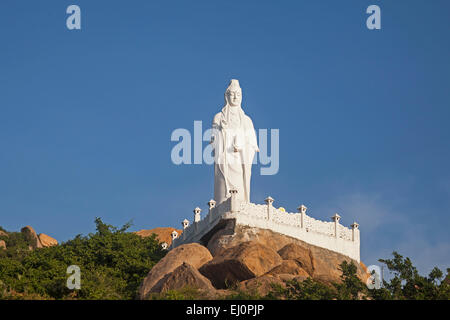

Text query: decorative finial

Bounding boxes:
[331,213,341,222]
[297,204,307,214]
[207,199,216,209]
[194,207,202,222]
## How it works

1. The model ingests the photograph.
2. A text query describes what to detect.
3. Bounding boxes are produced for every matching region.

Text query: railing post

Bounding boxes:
[193,207,201,231]
[331,213,341,238]
[230,190,239,213]
[265,196,274,220]
[351,222,359,242]
[207,199,216,223]
[181,219,189,240]
[297,204,307,228]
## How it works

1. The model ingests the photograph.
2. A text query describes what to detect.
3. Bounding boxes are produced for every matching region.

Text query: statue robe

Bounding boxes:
[212,105,258,205]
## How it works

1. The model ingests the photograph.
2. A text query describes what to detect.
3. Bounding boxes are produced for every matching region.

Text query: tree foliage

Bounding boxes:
[0,218,165,299]
[373,251,450,300]
[264,256,449,300]
[1,223,448,300]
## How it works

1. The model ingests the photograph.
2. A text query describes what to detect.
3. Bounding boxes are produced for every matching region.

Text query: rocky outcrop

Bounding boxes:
[0,230,8,238]
[138,243,212,299]
[21,226,42,249]
[199,241,283,289]
[206,223,368,284]
[138,224,371,299]
[0,240,6,250]
[266,259,310,278]
[38,234,58,247]
[135,227,183,246]
[150,262,215,294]
[277,243,314,276]
[238,274,285,296]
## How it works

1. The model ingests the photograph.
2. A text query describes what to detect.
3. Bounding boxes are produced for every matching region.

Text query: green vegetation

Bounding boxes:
[265,261,366,300]
[0,220,448,300]
[152,256,449,301]
[148,286,213,300]
[374,252,450,300]
[265,254,449,300]
[0,218,165,300]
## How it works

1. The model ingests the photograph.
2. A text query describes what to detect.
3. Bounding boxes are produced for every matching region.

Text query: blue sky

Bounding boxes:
[0,0,449,275]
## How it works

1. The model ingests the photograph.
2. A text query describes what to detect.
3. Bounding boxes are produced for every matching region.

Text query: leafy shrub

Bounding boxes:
[372,251,450,300]
[0,218,165,299]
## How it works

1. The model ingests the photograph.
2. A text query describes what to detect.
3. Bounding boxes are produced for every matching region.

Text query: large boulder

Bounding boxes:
[206,220,237,256]
[239,271,312,297]
[266,259,310,278]
[38,234,58,247]
[21,226,42,249]
[206,222,296,255]
[277,243,314,276]
[138,243,212,299]
[135,227,183,246]
[309,250,366,284]
[0,230,8,238]
[0,240,6,250]
[150,262,215,294]
[207,224,368,284]
[199,241,283,289]
[238,275,285,297]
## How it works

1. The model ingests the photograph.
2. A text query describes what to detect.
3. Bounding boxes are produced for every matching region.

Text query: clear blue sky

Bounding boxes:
[1,0,449,274]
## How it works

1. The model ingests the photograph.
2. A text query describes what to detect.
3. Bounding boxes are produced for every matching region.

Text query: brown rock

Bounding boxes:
[277,243,314,276]
[135,227,183,246]
[21,226,42,249]
[151,262,215,294]
[138,243,212,299]
[311,253,364,284]
[0,240,6,250]
[206,220,237,256]
[276,274,297,282]
[207,223,367,284]
[359,261,371,283]
[0,230,8,238]
[206,221,294,255]
[199,241,283,289]
[238,274,285,296]
[38,234,58,247]
[360,261,368,273]
[266,260,310,278]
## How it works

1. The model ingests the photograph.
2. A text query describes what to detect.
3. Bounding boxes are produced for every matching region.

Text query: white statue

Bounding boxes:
[211,79,259,205]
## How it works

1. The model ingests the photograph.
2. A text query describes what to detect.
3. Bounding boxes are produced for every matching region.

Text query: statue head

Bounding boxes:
[225,79,242,107]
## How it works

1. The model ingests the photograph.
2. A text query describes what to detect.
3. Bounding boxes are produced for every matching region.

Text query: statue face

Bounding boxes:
[226,89,242,107]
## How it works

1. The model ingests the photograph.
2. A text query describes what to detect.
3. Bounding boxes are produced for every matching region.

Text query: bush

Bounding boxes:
[372,251,450,300]
[0,218,165,299]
